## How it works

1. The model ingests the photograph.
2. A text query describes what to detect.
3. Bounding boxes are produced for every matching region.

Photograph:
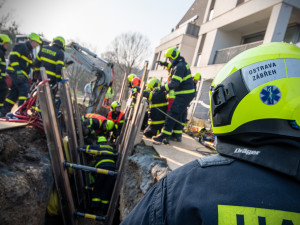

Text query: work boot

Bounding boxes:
[170,135,182,142]
[153,133,170,145]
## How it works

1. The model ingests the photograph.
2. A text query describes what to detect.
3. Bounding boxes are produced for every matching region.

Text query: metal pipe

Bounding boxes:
[75,211,105,221]
[64,162,118,176]
[78,148,118,157]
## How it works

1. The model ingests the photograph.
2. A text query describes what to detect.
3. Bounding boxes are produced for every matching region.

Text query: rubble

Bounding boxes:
[119,143,171,220]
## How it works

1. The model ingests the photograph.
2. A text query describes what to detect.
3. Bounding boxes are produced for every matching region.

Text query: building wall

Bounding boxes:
[177,0,209,27]
[214,0,238,18]
[179,35,199,66]
[149,0,300,123]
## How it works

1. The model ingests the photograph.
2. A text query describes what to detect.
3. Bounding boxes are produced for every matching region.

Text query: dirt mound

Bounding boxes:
[0,125,53,225]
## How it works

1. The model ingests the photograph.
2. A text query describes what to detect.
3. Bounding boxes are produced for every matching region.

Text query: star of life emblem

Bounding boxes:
[260,85,281,105]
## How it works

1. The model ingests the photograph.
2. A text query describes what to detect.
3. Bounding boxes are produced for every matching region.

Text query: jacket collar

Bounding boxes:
[217,133,300,181]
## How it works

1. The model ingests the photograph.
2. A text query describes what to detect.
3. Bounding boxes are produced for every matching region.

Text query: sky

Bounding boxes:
[1,0,195,57]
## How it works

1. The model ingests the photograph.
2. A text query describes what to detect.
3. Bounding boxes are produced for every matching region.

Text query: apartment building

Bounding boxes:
[148,0,300,125]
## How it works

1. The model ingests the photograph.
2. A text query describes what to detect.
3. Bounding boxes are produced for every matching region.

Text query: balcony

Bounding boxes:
[213,41,263,64]
[160,23,200,44]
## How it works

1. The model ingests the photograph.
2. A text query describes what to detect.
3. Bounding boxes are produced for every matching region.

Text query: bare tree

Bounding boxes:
[105,32,151,75]
[102,32,151,100]
[0,0,19,47]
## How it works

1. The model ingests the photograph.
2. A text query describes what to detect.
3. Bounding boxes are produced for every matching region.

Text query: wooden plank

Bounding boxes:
[106,61,149,225]
[72,86,90,207]
[0,121,28,130]
[60,69,86,208]
[38,67,76,225]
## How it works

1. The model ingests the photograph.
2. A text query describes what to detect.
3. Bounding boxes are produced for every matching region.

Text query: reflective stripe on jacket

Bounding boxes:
[121,154,300,225]
[34,45,65,82]
[7,41,33,78]
[165,56,195,97]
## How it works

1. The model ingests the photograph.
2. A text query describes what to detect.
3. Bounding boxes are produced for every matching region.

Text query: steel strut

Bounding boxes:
[64,161,118,176]
[78,147,119,157]
[74,210,105,221]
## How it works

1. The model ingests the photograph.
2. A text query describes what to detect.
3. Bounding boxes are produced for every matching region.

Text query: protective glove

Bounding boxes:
[132,87,137,95]
[158,61,169,67]
[154,87,164,94]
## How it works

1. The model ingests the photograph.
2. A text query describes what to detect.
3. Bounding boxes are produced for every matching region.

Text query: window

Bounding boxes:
[152,53,159,70]
[236,0,245,6]
[207,0,216,21]
[242,31,265,44]
[194,34,206,67]
[284,25,300,44]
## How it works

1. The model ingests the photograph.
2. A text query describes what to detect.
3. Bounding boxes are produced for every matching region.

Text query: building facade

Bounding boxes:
[148,0,300,125]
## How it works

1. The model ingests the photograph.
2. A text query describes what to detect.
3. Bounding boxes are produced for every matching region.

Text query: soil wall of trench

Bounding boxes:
[0,125,170,225]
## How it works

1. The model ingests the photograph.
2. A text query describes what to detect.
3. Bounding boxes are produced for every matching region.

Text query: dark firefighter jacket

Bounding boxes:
[83,143,117,166]
[161,56,195,97]
[121,137,300,225]
[143,90,168,126]
[84,113,108,133]
[0,45,7,79]
[6,41,33,79]
[34,45,65,84]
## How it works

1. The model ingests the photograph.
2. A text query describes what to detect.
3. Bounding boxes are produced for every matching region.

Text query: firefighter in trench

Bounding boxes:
[84,136,117,216]
[81,113,115,144]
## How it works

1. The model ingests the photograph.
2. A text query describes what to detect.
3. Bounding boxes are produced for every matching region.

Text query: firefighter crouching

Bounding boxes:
[0,33,42,117]
[84,136,117,216]
[143,78,168,138]
[81,113,115,144]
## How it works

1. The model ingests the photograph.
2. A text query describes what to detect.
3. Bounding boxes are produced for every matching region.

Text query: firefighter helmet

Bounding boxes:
[106,120,114,131]
[131,77,141,86]
[111,101,121,111]
[28,33,42,44]
[193,72,201,81]
[97,136,107,143]
[0,34,11,45]
[128,74,137,83]
[165,47,180,60]
[210,42,300,137]
[147,78,161,89]
[52,36,65,50]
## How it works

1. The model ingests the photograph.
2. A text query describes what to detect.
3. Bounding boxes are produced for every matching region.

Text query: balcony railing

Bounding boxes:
[213,41,263,64]
[160,23,200,44]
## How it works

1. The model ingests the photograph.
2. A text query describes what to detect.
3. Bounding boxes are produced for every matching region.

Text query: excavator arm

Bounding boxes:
[64,42,114,113]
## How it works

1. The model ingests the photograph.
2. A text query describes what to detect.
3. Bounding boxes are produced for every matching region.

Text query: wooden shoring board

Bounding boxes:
[60,69,86,208]
[38,67,76,225]
[118,72,127,103]
[0,121,28,130]
[105,61,149,225]
[72,87,90,207]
